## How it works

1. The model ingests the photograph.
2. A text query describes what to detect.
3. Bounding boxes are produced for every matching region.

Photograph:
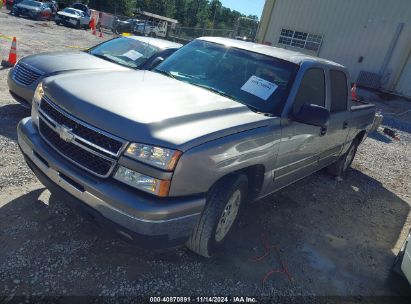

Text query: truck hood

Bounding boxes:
[43,70,275,151]
[20,51,127,75]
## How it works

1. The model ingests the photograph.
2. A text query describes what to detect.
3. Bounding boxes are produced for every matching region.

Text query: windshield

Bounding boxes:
[63,8,80,15]
[88,37,160,69]
[155,40,298,115]
[21,0,41,7]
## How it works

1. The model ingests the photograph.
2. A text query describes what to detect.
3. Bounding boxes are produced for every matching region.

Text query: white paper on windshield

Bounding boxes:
[122,50,143,61]
[240,75,278,100]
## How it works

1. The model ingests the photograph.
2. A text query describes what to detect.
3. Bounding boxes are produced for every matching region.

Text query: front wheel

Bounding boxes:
[186,174,248,258]
[327,139,359,177]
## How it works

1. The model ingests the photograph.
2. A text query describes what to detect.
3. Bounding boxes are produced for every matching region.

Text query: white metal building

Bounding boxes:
[256,0,411,98]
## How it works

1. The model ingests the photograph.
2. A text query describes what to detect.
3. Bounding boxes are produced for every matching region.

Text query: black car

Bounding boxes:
[12,0,53,20]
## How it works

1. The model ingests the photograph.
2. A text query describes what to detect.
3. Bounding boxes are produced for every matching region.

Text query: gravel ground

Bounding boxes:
[1,7,411,302]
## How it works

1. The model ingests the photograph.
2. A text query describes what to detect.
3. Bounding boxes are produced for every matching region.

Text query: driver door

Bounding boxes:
[272,67,329,191]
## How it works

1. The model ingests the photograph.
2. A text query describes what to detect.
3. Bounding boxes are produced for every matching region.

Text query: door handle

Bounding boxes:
[320,127,327,136]
[343,121,348,129]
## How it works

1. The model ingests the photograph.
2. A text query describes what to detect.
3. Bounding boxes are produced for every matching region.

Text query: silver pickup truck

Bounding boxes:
[17,37,376,257]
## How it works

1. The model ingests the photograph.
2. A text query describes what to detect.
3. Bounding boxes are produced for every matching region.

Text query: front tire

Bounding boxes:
[186,174,248,258]
[327,139,360,177]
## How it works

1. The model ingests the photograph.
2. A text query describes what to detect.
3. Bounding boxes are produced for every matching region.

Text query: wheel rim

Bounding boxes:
[343,145,356,171]
[215,189,241,242]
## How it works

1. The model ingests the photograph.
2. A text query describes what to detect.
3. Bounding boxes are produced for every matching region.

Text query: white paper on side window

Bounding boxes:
[122,50,143,61]
[240,75,278,100]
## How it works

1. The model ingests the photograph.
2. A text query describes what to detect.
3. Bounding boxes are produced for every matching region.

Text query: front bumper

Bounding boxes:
[17,117,205,246]
[55,16,80,27]
[7,68,41,107]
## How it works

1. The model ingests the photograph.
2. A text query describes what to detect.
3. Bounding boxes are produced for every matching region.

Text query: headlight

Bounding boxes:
[125,143,182,170]
[31,82,44,127]
[114,166,170,197]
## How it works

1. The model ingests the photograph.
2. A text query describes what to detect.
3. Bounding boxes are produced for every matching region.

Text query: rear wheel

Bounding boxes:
[327,139,359,177]
[186,174,248,258]
[76,20,81,29]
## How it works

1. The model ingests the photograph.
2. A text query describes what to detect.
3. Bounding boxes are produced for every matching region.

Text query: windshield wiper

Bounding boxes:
[154,69,178,80]
[92,53,136,69]
[192,84,236,100]
[92,53,118,63]
[194,84,273,115]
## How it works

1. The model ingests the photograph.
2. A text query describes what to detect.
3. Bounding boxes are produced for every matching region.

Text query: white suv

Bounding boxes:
[55,7,90,29]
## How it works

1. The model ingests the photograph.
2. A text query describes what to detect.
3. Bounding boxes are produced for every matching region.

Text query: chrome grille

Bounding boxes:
[13,63,42,86]
[39,120,114,176]
[38,97,127,177]
[40,99,123,155]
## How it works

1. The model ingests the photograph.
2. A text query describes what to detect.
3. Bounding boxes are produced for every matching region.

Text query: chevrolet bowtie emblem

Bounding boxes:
[56,125,75,143]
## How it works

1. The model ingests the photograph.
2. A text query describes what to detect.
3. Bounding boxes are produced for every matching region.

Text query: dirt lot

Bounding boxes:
[1,7,411,302]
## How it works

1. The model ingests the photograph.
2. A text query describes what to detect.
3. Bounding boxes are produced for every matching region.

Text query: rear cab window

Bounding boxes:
[330,70,348,112]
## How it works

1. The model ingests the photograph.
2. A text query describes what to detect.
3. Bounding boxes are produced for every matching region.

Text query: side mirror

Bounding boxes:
[292,103,330,128]
[148,57,164,70]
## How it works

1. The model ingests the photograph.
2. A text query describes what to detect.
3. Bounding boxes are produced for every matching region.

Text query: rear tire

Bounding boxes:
[327,139,360,177]
[186,174,248,258]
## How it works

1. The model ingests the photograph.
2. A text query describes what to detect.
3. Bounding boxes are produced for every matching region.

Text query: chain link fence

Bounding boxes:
[94,10,257,45]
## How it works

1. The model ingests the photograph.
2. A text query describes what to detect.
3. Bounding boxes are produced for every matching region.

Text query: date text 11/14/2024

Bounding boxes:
[149,296,258,303]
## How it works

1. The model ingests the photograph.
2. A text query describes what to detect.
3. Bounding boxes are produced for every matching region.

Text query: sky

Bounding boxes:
[220,0,266,18]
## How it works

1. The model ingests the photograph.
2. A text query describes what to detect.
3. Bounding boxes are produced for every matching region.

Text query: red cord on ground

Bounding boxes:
[249,233,293,287]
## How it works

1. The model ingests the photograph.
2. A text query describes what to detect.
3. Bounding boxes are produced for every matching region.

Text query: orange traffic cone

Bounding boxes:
[90,18,96,35]
[1,37,17,67]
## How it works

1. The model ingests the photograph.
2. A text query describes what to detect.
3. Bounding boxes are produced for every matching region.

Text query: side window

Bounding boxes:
[293,68,325,114]
[330,70,348,112]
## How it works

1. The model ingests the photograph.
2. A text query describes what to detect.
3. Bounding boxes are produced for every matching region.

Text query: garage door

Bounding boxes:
[395,53,411,98]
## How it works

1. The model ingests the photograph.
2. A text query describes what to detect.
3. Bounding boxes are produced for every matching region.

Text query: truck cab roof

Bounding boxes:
[198,37,345,68]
